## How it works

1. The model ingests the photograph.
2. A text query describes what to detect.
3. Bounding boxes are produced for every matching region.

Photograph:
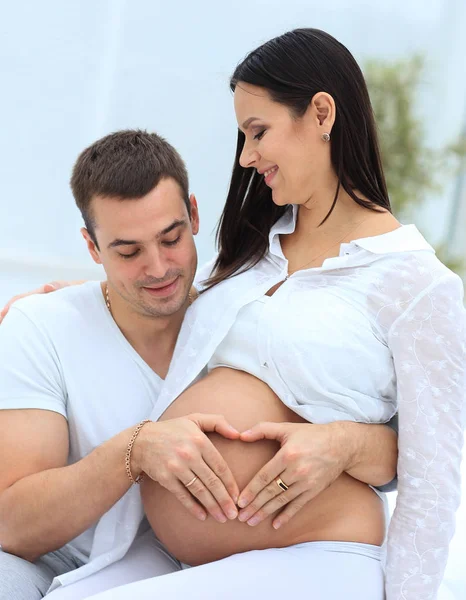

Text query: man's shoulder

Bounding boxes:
[11,281,103,328]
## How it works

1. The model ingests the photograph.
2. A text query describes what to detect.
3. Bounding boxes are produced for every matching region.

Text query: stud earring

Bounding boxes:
[322,132,331,142]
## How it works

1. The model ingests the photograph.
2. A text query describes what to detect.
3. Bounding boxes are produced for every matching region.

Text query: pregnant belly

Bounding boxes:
[141,368,385,566]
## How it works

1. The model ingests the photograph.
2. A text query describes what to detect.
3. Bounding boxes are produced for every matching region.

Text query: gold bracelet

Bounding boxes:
[125,419,151,485]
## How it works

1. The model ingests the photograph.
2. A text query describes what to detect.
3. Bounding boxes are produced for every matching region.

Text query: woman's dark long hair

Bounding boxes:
[205,28,390,289]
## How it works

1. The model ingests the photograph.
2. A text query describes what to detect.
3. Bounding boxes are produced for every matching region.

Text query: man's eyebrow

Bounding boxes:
[156,219,187,239]
[107,238,140,249]
[107,219,188,249]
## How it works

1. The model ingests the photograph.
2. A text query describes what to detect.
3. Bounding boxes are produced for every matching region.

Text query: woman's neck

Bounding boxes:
[296,187,374,237]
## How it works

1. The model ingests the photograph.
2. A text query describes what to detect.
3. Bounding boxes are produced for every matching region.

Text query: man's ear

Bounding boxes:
[189,194,200,236]
[81,228,102,265]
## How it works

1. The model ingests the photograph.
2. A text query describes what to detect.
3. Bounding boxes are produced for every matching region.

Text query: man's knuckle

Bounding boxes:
[265,485,277,499]
[276,493,289,506]
[293,465,309,479]
[283,449,299,462]
[258,472,270,486]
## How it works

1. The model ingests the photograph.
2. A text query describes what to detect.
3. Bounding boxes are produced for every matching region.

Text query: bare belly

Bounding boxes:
[141,368,385,566]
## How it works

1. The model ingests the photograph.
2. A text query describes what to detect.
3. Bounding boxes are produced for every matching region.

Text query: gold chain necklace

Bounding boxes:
[105,284,193,315]
[285,216,369,280]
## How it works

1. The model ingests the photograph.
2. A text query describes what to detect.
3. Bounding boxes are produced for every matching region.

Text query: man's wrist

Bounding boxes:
[331,421,363,474]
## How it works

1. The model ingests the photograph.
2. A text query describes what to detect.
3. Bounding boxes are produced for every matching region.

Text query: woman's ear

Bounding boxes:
[311,92,336,130]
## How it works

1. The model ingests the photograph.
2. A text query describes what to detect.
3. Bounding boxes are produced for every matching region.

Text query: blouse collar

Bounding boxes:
[268,204,435,263]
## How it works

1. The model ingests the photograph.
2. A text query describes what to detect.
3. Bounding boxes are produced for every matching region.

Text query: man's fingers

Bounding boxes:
[272,490,316,530]
[237,454,285,509]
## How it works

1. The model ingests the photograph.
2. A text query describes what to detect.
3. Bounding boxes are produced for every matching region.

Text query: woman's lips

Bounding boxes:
[264,167,278,186]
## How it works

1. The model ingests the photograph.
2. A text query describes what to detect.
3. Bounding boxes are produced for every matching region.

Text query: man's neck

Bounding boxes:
[101,283,187,378]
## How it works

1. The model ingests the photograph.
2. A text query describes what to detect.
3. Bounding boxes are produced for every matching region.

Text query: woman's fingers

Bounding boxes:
[240,421,286,443]
[190,412,241,440]
[180,469,232,523]
[153,476,207,522]
[188,413,241,506]
[200,443,239,519]
[0,283,57,323]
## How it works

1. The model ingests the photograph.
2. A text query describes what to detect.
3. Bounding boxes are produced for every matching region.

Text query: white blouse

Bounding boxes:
[153,205,466,600]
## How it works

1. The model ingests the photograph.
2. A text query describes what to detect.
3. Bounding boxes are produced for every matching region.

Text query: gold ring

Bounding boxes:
[276,477,289,492]
[185,476,198,488]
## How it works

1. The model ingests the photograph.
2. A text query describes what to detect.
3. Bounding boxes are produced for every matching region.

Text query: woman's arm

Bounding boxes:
[0,281,85,324]
[385,274,466,600]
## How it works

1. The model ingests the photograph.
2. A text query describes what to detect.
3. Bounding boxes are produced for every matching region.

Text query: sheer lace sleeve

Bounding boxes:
[385,273,466,599]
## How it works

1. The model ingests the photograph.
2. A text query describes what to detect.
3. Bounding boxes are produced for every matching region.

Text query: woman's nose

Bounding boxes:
[239,143,260,169]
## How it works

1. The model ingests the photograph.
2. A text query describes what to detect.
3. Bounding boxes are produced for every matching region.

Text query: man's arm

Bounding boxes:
[0,409,135,562]
[339,420,398,488]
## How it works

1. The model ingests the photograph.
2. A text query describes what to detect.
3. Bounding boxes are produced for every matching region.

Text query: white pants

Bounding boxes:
[47,538,384,600]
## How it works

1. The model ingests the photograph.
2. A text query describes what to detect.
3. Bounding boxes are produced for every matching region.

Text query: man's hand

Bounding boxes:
[0,281,75,324]
[236,421,352,529]
[137,414,241,523]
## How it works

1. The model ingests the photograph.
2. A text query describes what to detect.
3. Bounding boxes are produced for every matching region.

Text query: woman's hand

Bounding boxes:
[0,281,84,324]
[139,413,241,524]
[237,421,356,529]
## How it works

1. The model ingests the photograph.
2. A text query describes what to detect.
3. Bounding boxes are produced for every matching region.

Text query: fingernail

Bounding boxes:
[247,516,260,526]
[216,513,227,523]
[233,495,239,505]
[273,520,281,530]
[238,511,249,522]
[198,513,207,521]
[227,508,238,520]
[238,498,248,508]
[241,430,252,436]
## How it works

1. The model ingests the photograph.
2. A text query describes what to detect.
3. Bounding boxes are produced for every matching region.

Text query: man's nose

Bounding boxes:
[143,248,170,279]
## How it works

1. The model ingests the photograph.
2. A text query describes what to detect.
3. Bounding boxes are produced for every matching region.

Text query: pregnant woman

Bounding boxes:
[82,28,464,600]
[3,28,464,600]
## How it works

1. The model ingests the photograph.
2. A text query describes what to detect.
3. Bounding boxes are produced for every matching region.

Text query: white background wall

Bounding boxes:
[1,0,465,302]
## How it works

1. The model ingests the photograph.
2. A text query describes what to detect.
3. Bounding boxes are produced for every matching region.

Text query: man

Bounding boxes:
[0,130,396,599]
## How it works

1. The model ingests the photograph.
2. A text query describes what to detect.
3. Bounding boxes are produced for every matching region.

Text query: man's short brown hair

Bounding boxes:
[71,129,190,248]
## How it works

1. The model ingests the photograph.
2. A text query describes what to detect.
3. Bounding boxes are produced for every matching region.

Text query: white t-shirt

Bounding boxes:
[0,281,162,562]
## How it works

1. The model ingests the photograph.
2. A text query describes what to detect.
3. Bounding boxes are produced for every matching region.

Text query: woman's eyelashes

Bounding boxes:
[253,129,266,141]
